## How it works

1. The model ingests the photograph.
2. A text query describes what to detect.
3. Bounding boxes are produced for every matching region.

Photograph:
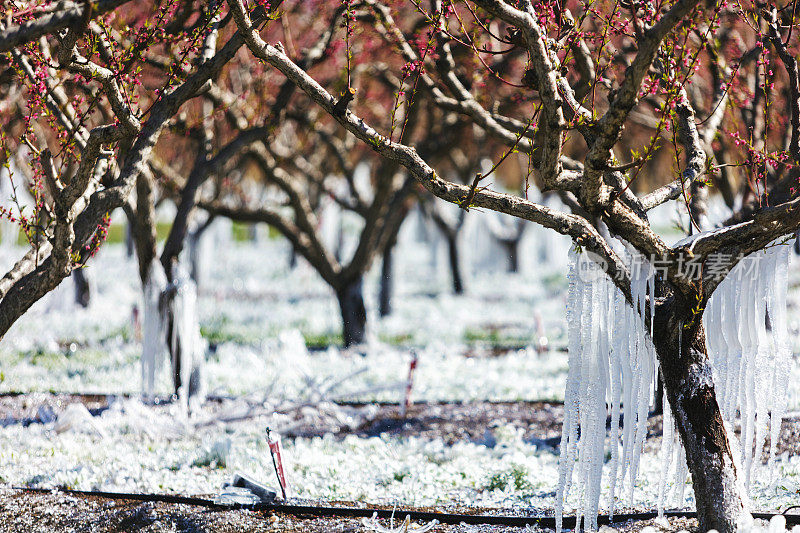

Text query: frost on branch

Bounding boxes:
[556,248,659,533]
[704,242,792,488]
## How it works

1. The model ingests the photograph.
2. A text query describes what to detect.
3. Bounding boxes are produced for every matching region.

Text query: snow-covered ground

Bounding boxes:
[2,218,800,519]
[0,234,575,402]
[2,396,800,515]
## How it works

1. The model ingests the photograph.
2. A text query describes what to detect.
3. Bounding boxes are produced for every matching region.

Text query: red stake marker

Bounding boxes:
[400,352,418,418]
[266,428,289,499]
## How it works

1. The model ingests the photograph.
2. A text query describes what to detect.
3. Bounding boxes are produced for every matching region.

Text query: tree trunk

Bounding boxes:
[125,222,135,258]
[72,268,91,308]
[160,287,202,399]
[337,277,367,347]
[500,239,519,273]
[446,233,464,295]
[168,314,183,396]
[159,289,182,397]
[652,371,664,415]
[653,298,750,532]
[689,181,710,233]
[379,242,394,317]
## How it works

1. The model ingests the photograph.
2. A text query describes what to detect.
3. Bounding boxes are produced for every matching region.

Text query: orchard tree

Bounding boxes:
[128,0,345,391]
[0,0,315,396]
[191,2,510,343]
[1,0,799,530]
[224,0,800,531]
[199,114,418,347]
[198,100,480,345]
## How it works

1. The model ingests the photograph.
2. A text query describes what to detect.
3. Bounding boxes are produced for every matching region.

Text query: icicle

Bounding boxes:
[556,251,583,533]
[607,290,625,518]
[657,390,674,518]
[169,264,204,413]
[704,240,793,492]
[723,277,744,420]
[142,262,168,401]
[768,244,791,477]
[557,246,658,532]
[752,250,775,482]
[618,301,636,493]
[739,260,758,488]
[674,443,688,508]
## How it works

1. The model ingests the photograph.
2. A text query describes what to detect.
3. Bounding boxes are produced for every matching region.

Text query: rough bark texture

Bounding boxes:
[128,173,158,286]
[337,278,367,347]
[653,297,750,532]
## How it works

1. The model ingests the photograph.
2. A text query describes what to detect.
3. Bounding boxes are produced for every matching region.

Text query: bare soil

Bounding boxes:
[0,489,704,532]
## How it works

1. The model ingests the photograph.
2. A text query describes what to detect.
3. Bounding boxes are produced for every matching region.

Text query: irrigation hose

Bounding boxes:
[11,487,800,528]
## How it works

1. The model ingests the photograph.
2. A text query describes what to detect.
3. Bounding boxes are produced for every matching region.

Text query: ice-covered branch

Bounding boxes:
[673,195,800,295]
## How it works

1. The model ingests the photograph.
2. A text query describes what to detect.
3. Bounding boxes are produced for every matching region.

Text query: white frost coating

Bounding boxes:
[557,248,659,532]
[142,262,168,401]
[169,265,204,412]
[362,513,438,533]
[704,241,792,490]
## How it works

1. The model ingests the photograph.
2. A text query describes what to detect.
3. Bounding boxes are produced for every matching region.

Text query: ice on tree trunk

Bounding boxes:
[142,261,168,401]
[168,264,205,413]
[557,241,792,532]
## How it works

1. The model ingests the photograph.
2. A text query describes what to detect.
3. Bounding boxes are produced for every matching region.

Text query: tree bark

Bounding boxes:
[337,277,367,347]
[187,216,215,287]
[379,241,394,317]
[127,173,158,286]
[72,268,91,308]
[653,297,750,533]
[445,233,464,295]
[689,181,710,232]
